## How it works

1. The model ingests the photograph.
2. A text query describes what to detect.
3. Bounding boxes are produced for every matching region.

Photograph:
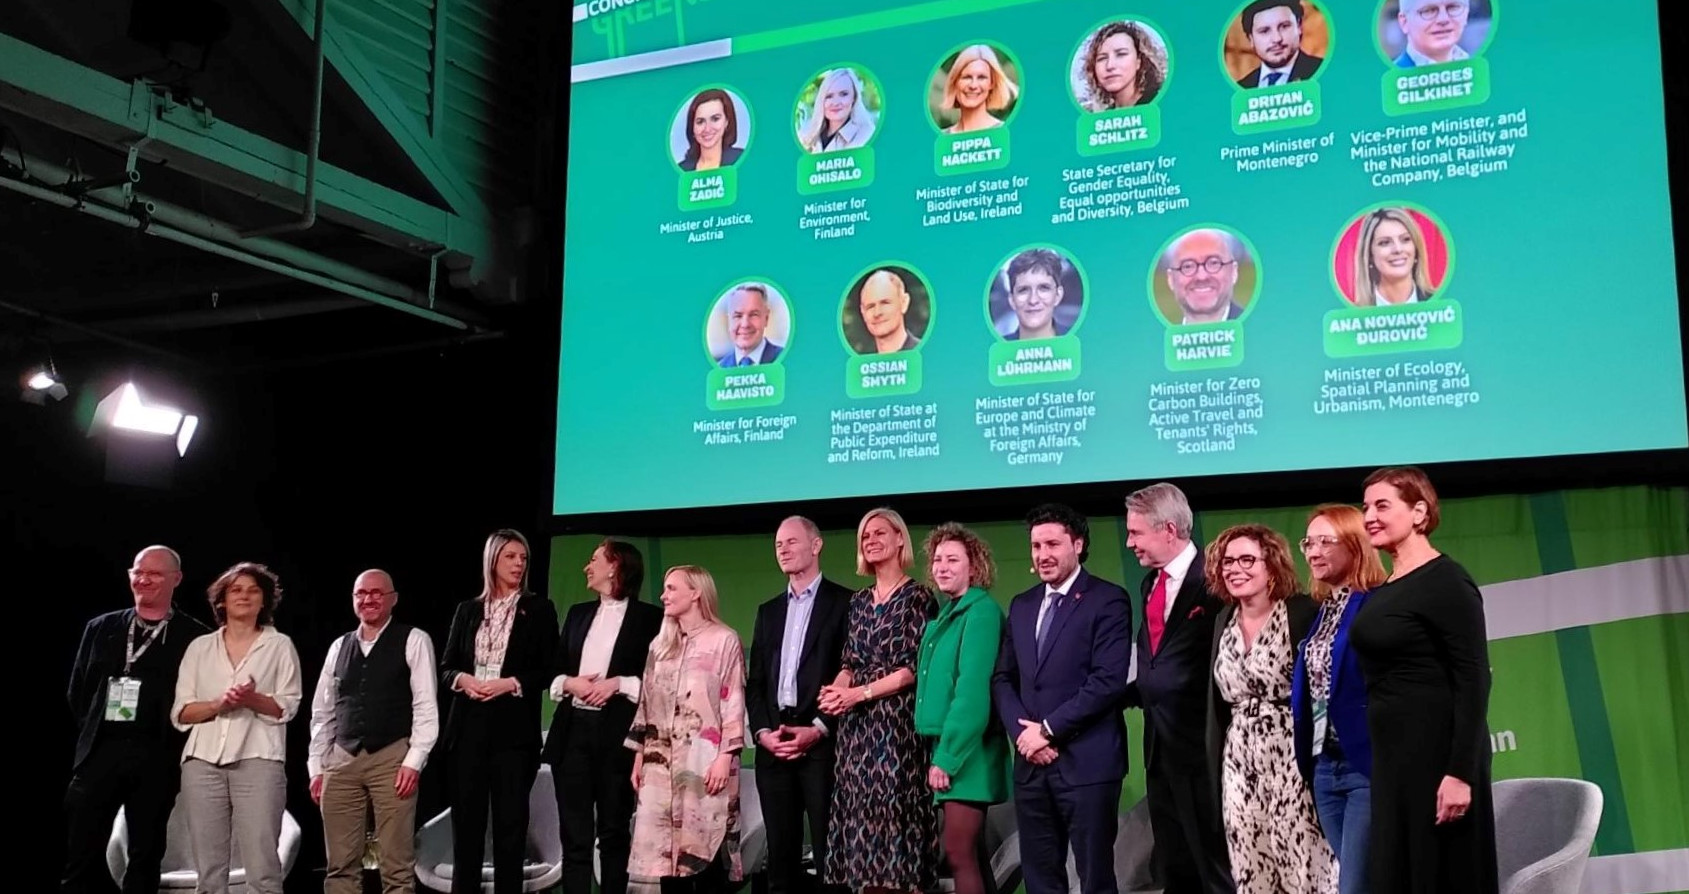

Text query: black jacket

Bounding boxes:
[439,593,559,752]
[744,577,853,767]
[540,596,663,765]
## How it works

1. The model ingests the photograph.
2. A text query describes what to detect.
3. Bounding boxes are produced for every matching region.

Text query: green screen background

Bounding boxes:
[556,0,1686,515]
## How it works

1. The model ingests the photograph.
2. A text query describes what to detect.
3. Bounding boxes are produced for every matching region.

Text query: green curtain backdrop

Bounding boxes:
[550,485,1688,893]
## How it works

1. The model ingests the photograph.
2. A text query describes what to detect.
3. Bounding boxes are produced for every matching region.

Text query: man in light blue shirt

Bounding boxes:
[746,517,854,894]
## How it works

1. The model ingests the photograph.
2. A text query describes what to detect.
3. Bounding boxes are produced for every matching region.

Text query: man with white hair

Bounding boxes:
[1124,485,1234,894]
[63,545,211,894]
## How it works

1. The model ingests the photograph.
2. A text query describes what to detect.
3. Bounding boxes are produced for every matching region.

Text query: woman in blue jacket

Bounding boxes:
[1293,504,1388,894]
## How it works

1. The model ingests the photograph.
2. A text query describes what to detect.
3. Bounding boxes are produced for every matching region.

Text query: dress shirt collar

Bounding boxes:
[1165,540,1199,581]
[1046,564,1083,598]
[787,572,821,602]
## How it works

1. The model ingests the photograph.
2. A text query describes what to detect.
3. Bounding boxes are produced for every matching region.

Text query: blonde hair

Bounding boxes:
[855,507,915,576]
[943,45,1019,113]
[479,529,530,600]
[1304,504,1388,602]
[799,68,877,151]
[652,564,725,659]
[1353,208,1436,305]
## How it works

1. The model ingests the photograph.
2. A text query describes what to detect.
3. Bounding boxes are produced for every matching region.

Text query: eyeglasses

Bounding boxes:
[1409,2,1468,21]
[1299,536,1341,553]
[1172,257,1237,277]
[1220,555,1260,570]
[353,589,393,600]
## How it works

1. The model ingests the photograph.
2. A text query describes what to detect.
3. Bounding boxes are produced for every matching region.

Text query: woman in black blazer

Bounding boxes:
[440,528,560,894]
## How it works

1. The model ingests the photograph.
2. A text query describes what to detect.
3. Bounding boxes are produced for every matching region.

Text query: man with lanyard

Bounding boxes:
[62,545,211,893]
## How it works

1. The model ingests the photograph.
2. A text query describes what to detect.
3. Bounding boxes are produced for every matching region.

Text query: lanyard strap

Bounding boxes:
[125,613,171,674]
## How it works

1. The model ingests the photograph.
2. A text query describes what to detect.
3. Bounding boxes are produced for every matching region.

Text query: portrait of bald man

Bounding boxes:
[855,268,923,354]
[307,569,440,894]
[63,545,211,894]
[1162,229,1249,325]
[718,283,786,368]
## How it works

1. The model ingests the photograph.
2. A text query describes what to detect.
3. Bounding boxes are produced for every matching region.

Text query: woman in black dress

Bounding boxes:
[1350,468,1498,894]
[818,507,940,894]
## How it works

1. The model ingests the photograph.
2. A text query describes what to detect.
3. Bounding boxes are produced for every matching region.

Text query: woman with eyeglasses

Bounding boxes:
[1204,525,1335,894]
[1351,468,1497,894]
[1292,506,1389,894]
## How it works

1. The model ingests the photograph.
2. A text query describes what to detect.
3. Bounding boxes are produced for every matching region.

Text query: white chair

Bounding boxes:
[415,764,564,893]
[106,791,302,892]
[1493,778,1603,894]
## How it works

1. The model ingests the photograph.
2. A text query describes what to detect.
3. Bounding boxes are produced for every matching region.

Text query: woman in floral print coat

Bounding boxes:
[626,565,747,894]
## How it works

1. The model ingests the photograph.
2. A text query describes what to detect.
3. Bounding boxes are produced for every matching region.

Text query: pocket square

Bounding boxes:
[1187,605,1205,620]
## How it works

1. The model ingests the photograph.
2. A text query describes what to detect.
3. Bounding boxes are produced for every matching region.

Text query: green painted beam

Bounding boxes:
[0,31,490,267]
[275,0,490,223]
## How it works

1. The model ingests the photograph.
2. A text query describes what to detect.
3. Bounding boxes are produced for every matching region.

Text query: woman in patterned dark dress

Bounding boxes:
[1351,467,1498,894]
[819,507,940,894]
[1204,524,1336,894]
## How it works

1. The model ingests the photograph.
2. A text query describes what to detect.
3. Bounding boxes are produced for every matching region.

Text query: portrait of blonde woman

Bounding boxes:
[797,67,879,153]
[1349,207,1441,306]
[934,44,1020,134]
[1074,21,1168,111]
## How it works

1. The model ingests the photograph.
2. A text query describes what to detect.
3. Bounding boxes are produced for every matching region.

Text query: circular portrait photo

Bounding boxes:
[988,246,1087,341]
[1333,205,1452,306]
[706,280,792,367]
[928,43,1022,133]
[1224,0,1330,88]
[794,66,883,154]
[670,86,752,172]
[841,265,932,355]
[1149,226,1262,326]
[1072,19,1171,111]
[1378,0,1494,67]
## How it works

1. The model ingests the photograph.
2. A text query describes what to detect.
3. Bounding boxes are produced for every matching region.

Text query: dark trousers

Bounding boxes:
[658,859,727,894]
[555,711,637,894]
[757,747,837,894]
[449,734,538,894]
[1014,769,1121,894]
[1145,759,1233,894]
[62,739,181,894]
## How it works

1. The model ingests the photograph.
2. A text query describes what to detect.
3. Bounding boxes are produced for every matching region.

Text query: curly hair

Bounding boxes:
[923,522,997,590]
[207,562,283,626]
[1078,21,1168,111]
[1203,524,1298,604]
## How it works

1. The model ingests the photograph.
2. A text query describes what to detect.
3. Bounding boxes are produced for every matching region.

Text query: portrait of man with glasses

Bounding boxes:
[1158,227,1252,326]
[1393,0,1480,67]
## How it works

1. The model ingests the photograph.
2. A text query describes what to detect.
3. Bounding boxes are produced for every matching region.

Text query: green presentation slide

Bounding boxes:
[555,0,1686,515]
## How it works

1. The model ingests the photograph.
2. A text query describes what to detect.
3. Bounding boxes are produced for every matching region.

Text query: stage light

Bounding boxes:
[91,382,201,455]
[21,366,69,404]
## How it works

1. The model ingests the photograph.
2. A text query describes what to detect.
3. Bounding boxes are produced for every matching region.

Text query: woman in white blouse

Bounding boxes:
[172,562,302,894]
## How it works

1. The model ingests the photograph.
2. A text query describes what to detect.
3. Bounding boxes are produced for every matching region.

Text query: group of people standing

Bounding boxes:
[62,466,1498,894]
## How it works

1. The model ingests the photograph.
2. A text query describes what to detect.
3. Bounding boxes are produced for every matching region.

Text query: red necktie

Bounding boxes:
[1146,569,1170,654]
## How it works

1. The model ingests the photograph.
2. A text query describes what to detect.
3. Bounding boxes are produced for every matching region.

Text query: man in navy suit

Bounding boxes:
[718,283,785,367]
[1235,0,1324,88]
[992,504,1132,894]
[1123,483,1233,894]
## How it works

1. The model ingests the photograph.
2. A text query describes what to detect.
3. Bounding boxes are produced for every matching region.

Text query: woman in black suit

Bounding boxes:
[1351,468,1497,894]
[440,528,560,894]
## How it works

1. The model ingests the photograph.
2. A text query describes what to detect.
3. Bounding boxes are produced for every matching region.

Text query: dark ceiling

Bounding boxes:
[0,0,542,382]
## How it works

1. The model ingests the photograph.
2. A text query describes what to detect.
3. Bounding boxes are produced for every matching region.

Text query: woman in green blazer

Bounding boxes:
[915,522,1011,894]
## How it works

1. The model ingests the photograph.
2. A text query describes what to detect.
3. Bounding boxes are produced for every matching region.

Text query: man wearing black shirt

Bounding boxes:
[62,545,210,894]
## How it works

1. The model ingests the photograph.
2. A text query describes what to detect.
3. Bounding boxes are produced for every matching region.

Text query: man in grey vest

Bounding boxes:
[308,569,440,893]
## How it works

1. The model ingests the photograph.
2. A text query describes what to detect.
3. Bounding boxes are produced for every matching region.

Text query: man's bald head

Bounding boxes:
[352,568,399,629]
[129,545,183,616]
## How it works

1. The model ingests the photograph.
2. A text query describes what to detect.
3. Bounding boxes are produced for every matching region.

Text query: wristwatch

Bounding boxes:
[1041,720,1055,741]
